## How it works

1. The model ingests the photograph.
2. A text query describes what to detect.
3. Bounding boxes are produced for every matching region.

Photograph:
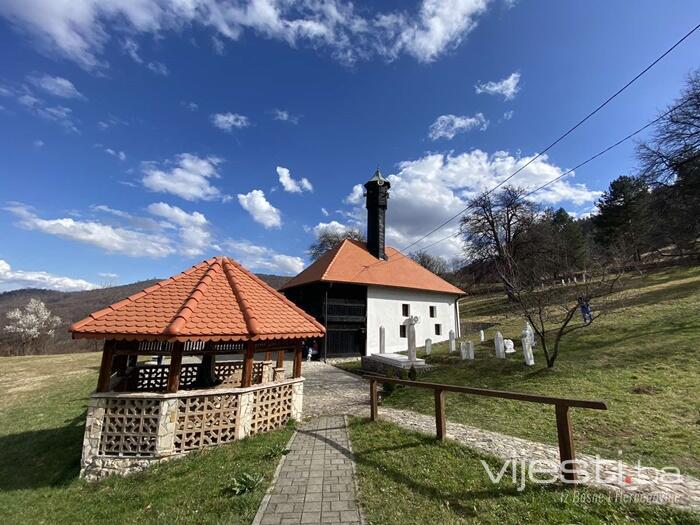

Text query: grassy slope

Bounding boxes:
[348,418,698,525]
[0,353,293,524]
[367,266,700,476]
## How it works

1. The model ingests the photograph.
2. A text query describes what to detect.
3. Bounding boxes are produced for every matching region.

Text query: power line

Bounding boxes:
[387,96,691,263]
[523,98,690,198]
[399,22,700,254]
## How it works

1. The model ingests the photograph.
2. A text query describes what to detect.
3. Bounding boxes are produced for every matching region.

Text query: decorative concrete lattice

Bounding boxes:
[131,364,199,391]
[99,398,160,457]
[174,394,240,452]
[249,383,293,435]
[215,362,265,386]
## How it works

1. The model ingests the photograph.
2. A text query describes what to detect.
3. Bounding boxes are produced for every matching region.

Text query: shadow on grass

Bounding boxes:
[0,412,85,492]
[352,421,571,520]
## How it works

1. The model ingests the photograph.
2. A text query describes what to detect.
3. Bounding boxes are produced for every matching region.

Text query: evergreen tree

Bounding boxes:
[593,176,651,262]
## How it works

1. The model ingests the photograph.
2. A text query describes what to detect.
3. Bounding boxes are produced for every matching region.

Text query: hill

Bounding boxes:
[0,273,289,356]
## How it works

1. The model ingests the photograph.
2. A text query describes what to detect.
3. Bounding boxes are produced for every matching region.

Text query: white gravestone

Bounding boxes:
[522,333,535,366]
[379,326,385,354]
[449,330,456,353]
[479,329,485,342]
[524,322,536,347]
[467,340,475,360]
[504,339,516,354]
[425,338,432,355]
[460,341,467,360]
[407,315,420,362]
[494,331,505,359]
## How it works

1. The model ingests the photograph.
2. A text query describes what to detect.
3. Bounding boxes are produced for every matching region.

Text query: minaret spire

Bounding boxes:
[364,168,390,260]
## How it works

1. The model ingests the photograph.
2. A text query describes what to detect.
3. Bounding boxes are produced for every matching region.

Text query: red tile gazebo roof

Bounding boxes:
[70,256,325,342]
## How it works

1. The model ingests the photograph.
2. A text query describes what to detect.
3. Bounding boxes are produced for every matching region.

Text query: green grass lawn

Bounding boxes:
[344,266,700,477]
[0,353,293,524]
[348,418,699,525]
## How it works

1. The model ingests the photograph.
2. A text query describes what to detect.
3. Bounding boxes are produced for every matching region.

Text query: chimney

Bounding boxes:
[364,168,391,260]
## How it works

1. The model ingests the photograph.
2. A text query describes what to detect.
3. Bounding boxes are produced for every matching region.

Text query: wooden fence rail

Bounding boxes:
[364,373,608,482]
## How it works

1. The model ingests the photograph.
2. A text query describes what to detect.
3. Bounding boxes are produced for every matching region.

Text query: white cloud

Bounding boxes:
[223,239,304,275]
[212,35,226,55]
[428,113,488,140]
[475,72,521,100]
[237,189,282,229]
[33,139,44,148]
[0,0,491,70]
[5,203,174,258]
[272,109,299,124]
[0,259,98,292]
[181,101,198,111]
[321,207,329,216]
[312,220,353,237]
[277,166,313,193]
[502,110,514,121]
[146,61,169,75]
[28,73,84,99]
[211,112,250,132]
[142,153,226,201]
[338,149,602,259]
[147,202,212,256]
[379,0,488,63]
[98,272,119,279]
[7,86,79,132]
[97,144,126,161]
[344,184,364,205]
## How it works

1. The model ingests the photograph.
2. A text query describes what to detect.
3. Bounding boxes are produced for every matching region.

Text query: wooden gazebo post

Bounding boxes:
[96,340,116,393]
[241,341,255,387]
[293,340,303,378]
[167,341,184,393]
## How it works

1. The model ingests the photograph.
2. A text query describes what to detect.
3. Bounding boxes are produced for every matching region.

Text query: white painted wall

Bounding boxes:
[365,286,460,355]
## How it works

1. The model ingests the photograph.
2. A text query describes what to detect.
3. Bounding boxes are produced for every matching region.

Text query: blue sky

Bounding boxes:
[0,0,697,291]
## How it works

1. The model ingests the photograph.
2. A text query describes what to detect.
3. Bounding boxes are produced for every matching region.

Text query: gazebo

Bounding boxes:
[71,256,325,480]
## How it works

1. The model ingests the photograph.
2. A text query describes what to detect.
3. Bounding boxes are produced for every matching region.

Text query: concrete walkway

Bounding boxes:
[254,416,362,525]
[287,359,700,512]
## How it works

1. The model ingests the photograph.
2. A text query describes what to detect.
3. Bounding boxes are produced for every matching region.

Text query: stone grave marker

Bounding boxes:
[494,330,505,359]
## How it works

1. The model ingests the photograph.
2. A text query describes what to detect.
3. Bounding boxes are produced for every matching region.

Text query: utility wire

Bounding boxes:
[399,22,700,254]
[383,96,691,264]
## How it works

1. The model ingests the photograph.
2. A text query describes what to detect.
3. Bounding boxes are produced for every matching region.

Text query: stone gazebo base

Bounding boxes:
[81,376,304,481]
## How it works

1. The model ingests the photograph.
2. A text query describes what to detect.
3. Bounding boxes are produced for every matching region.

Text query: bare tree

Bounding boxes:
[497,252,623,368]
[409,250,448,276]
[637,69,700,186]
[460,186,538,297]
[4,299,62,355]
[308,226,365,260]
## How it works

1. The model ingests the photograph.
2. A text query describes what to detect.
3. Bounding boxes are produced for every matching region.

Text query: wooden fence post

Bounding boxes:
[435,389,446,440]
[555,404,577,482]
[370,379,378,421]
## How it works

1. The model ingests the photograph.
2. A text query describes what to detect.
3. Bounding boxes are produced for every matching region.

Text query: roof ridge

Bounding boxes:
[164,259,220,336]
[321,239,350,281]
[225,256,326,332]
[222,258,260,337]
[69,258,216,331]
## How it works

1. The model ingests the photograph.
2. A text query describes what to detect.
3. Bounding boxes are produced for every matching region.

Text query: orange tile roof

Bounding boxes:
[70,256,325,342]
[280,240,465,295]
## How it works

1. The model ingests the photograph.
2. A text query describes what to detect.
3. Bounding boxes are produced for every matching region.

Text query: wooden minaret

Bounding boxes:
[364,168,391,260]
